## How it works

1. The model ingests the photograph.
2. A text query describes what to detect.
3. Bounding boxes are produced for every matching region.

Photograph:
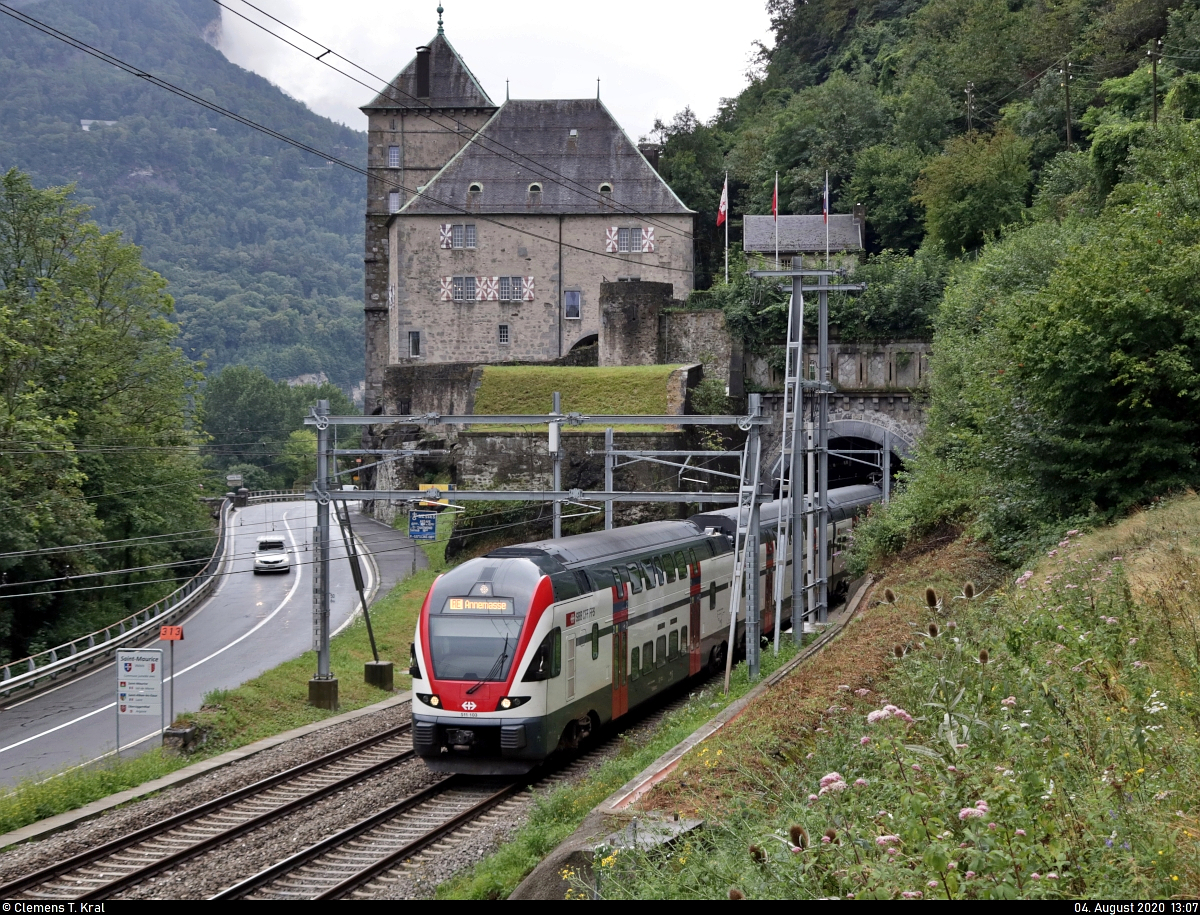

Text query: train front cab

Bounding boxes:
[410,556,609,775]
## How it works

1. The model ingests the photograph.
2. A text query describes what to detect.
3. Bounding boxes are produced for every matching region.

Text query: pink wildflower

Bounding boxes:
[988,822,998,830]
[806,753,815,759]
[947,861,957,870]
[819,781,849,795]
[846,894,855,900]
[819,772,844,788]
[1067,529,1080,536]
[1030,873,1041,880]
[820,834,832,844]
[959,808,985,820]
[1016,570,1034,587]
[1128,638,1138,645]
[837,684,850,691]
[1048,549,1057,557]
[855,778,869,787]
[1015,829,1026,837]
[947,766,958,773]
[887,848,898,856]
[1112,556,1122,561]
[807,793,818,802]
[927,880,939,889]
[855,688,871,697]
[964,871,976,879]
[975,800,989,812]
[876,835,900,847]
[1001,696,1017,707]
[1059,540,1070,547]
[901,891,923,899]
[911,763,922,772]
[860,736,871,746]
[867,709,891,724]
[1047,873,1058,880]
[893,708,915,724]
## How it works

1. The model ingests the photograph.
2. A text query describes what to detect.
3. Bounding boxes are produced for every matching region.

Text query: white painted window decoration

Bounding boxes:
[477,276,498,301]
[440,224,476,249]
[498,324,510,345]
[388,145,400,168]
[564,290,581,319]
[521,276,535,301]
[388,190,401,213]
[608,225,655,253]
[440,276,454,300]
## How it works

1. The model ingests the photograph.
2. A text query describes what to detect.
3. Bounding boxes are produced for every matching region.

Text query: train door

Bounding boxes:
[763,537,775,639]
[610,580,629,719]
[688,553,702,675]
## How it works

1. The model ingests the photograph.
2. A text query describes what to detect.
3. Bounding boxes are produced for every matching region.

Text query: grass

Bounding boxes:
[0,570,437,837]
[573,493,1200,899]
[470,365,685,431]
[436,638,808,900]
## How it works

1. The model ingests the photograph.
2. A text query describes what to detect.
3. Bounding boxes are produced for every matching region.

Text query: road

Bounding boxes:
[0,501,427,787]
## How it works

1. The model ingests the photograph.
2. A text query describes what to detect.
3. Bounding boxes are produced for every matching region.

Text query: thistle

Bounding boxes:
[925,587,938,609]
[790,824,809,848]
[894,644,905,658]
[947,620,957,632]
[979,648,990,665]
[963,581,976,599]
[928,622,939,638]
[884,587,896,604]
[729,888,745,900]
[749,843,765,863]
[824,828,838,843]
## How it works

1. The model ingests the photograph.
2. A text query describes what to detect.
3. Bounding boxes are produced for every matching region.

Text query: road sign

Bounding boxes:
[160,625,184,641]
[409,510,437,541]
[117,649,162,717]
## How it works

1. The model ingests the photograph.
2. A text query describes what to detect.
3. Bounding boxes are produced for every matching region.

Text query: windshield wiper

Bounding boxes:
[466,635,509,695]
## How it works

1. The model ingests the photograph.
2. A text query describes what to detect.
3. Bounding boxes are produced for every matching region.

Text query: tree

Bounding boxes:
[847,145,928,252]
[0,168,210,657]
[915,129,1031,256]
[281,429,317,488]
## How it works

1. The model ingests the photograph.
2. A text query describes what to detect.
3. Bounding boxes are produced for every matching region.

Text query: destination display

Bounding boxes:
[443,596,513,613]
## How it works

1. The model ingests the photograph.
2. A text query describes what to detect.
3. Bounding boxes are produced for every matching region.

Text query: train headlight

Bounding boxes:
[417,693,441,708]
[496,695,530,711]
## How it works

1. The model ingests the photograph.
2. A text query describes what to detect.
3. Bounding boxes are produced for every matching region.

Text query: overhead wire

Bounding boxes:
[213,0,693,240]
[0,3,696,277]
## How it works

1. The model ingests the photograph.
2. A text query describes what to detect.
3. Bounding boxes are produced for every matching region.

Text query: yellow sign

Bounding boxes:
[447,597,511,612]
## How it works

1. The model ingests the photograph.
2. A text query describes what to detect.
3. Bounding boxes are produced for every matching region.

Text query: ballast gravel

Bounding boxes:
[0,700,412,885]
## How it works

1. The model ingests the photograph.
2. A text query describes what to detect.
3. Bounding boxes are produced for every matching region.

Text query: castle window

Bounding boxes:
[599,182,612,194]
[617,227,639,253]
[451,224,463,248]
[445,224,476,249]
[388,145,400,168]
[451,276,476,302]
[464,224,476,248]
[564,290,581,320]
[388,190,401,213]
[498,276,524,301]
[408,331,421,358]
[498,324,510,345]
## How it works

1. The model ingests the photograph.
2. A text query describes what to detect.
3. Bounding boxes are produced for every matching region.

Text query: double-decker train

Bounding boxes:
[409,484,881,774]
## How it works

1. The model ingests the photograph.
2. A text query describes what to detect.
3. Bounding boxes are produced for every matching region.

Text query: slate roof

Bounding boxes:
[743,214,863,253]
[362,33,495,111]
[398,98,694,216]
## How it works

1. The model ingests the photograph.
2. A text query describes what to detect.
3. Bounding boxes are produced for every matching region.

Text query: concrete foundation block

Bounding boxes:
[364,661,394,691]
[308,677,339,710]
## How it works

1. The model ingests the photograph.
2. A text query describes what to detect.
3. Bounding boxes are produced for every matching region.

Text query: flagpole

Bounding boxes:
[774,171,779,269]
[724,171,729,285]
[825,171,830,269]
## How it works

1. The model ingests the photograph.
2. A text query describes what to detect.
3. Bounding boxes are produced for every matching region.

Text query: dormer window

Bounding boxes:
[528,182,543,196]
[468,181,483,194]
[599,182,613,195]
[567,128,578,151]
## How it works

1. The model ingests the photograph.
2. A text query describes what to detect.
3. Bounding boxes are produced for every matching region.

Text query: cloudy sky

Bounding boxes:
[216,0,774,139]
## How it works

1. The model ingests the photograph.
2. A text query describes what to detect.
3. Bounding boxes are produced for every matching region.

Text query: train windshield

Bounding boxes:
[428,616,523,681]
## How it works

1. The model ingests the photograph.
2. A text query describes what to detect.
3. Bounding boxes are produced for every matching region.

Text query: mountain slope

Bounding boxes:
[0,0,365,386]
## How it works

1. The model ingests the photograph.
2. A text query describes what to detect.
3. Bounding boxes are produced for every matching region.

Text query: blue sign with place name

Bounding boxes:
[409,511,437,541]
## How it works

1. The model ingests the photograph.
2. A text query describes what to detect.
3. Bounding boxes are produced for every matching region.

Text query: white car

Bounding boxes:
[253,535,291,573]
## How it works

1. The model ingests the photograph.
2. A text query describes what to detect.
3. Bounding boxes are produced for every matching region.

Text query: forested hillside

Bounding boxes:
[0,0,365,387]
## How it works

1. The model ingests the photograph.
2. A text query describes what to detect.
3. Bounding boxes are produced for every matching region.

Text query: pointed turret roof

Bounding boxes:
[361,32,495,111]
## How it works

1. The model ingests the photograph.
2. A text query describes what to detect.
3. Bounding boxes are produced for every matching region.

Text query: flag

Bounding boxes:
[823,173,829,225]
[716,174,728,227]
[772,173,779,221]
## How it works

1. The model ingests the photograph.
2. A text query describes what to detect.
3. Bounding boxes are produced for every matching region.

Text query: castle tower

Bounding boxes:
[361,8,496,411]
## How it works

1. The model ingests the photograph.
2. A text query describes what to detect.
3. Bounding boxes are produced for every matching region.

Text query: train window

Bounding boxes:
[630,646,640,680]
[674,551,688,579]
[522,627,562,681]
[709,581,716,610]
[635,562,654,589]
[668,629,679,659]
[654,557,667,585]
[688,548,699,568]
[655,636,667,668]
[642,641,654,675]
[626,564,642,593]
[680,625,688,652]
[662,555,676,583]
[591,623,599,660]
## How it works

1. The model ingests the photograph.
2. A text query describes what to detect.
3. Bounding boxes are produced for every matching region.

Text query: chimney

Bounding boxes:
[638,143,662,172]
[415,46,431,98]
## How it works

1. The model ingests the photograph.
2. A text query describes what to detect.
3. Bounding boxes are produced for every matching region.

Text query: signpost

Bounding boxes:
[116,648,163,759]
[408,510,437,542]
[160,625,184,728]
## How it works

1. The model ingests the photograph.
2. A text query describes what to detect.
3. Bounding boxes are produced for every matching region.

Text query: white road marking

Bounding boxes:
[0,513,304,758]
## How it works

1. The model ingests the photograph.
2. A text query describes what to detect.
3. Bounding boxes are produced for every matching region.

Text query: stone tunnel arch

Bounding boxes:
[828,418,913,492]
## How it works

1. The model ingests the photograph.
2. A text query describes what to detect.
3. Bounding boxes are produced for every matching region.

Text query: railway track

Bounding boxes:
[213,682,716,900]
[0,721,416,901]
